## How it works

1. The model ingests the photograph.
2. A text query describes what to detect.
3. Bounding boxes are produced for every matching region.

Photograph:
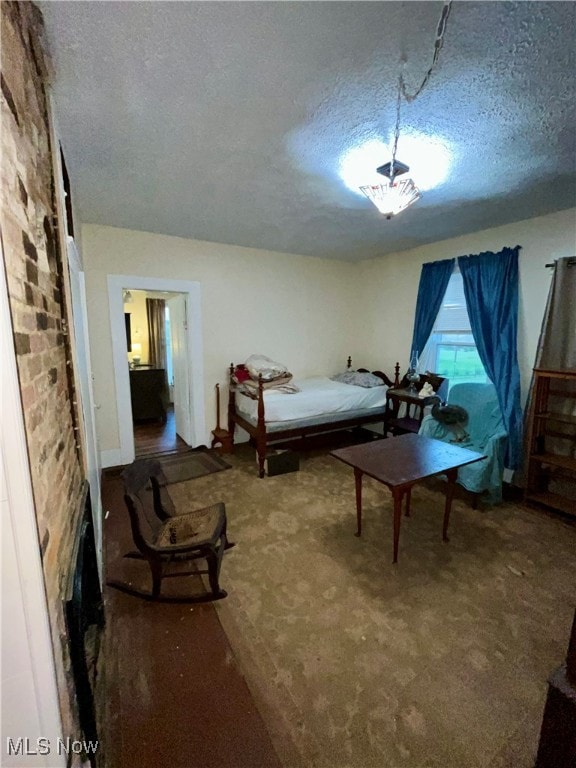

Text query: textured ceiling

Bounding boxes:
[39,1,575,261]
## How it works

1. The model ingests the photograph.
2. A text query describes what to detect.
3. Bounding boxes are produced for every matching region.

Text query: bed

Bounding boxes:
[227,357,400,477]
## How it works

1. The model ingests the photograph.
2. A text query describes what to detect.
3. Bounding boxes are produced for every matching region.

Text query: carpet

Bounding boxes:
[157,450,231,484]
[168,446,576,768]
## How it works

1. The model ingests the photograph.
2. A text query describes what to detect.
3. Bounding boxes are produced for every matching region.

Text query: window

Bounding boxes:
[419,269,488,389]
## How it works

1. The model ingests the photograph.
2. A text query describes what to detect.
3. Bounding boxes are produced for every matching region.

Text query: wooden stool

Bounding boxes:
[211,428,233,454]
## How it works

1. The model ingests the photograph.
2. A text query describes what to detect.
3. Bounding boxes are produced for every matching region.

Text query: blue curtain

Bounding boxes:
[458,246,523,469]
[410,258,455,359]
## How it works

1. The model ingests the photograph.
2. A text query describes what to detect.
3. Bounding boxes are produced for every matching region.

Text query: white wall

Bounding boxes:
[82,225,360,456]
[355,208,576,405]
[82,209,575,459]
[123,290,149,365]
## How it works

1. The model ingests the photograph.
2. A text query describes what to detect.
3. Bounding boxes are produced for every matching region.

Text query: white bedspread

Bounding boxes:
[236,376,387,424]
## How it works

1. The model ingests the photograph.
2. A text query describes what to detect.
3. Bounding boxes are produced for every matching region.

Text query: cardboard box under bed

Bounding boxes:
[263,449,300,476]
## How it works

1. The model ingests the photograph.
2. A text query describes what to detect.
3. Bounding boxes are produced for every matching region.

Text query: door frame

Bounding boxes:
[107,275,206,465]
[67,237,103,580]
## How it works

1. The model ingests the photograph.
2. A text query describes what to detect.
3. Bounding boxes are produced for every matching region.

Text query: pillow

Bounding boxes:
[331,371,385,388]
[245,354,289,381]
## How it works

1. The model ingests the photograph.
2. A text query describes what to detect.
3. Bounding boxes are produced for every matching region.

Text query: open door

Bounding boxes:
[167,294,192,445]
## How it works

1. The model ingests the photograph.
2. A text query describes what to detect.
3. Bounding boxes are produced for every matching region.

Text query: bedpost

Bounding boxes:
[394,362,400,388]
[256,373,266,478]
[347,356,352,369]
[215,383,222,431]
[227,363,236,448]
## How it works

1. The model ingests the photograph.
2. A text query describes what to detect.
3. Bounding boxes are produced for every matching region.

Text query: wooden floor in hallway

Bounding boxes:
[133,405,190,457]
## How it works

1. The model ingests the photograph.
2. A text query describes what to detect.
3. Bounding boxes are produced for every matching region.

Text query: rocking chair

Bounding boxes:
[117,459,231,602]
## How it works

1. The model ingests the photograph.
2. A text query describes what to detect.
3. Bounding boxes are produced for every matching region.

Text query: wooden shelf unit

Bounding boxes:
[525,369,576,516]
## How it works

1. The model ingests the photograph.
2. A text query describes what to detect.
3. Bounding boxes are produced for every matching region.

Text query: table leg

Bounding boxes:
[443,469,458,541]
[405,487,412,517]
[354,467,363,537]
[392,487,404,563]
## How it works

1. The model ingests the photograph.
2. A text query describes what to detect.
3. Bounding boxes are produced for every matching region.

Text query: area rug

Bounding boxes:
[157,450,231,484]
[168,447,576,768]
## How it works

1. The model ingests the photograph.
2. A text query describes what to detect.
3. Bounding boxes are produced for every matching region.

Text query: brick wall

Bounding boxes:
[1,1,85,742]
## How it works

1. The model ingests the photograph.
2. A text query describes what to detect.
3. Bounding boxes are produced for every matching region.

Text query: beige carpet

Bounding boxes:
[169,445,576,768]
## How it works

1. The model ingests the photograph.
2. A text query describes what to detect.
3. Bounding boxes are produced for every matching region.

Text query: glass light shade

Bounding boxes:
[406,349,420,393]
[131,342,142,364]
[360,177,421,219]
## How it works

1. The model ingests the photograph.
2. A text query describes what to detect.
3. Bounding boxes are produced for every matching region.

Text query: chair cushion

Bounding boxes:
[155,503,225,548]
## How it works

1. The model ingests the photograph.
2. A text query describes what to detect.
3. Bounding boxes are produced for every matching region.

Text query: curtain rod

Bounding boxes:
[545,258,576,268]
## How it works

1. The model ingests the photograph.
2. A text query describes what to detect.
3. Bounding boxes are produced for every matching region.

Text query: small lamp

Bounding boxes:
[131,342,142,366]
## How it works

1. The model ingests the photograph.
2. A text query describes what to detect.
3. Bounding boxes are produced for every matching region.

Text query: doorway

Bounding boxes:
[107,275,206,467]
[123,288,192,457]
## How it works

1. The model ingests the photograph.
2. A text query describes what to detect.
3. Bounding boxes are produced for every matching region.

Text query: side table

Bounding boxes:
[384,387,440,437]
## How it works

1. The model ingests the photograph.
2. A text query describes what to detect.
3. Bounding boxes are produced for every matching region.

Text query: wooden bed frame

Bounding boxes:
[227,357,400,478]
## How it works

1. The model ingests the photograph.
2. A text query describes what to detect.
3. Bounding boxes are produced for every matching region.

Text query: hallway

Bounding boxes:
[134,406,190,457]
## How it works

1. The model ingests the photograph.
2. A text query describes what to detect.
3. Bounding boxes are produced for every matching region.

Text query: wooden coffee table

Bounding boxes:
[331,433,485,563]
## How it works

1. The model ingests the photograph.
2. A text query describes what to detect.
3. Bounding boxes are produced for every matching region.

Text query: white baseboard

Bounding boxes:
[100,448,123,469]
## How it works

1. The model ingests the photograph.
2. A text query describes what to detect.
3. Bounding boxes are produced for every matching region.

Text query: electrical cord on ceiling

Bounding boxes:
[362,0,453,217]
[399,0,453,103]
[389,0,453,177]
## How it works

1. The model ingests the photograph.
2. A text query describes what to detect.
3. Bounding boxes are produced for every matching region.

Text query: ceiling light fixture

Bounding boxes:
[360,0,453,219]
[123,290,133,303]
[360,167,421,220]
[360,88,421,219]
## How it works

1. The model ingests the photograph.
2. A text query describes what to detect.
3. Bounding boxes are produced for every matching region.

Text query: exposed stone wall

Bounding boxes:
[1,1,84,742]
